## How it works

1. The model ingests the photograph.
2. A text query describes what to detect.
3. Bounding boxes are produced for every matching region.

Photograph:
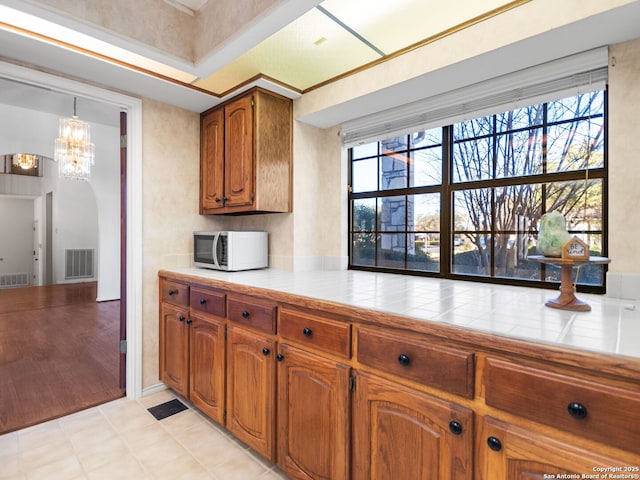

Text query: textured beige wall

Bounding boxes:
[141,98,223,389]
[608,39,640,274]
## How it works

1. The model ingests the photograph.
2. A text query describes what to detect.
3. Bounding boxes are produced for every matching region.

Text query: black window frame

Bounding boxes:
[348,90,608,294]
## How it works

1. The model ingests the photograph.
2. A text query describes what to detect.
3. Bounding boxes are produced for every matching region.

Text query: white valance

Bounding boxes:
[341,47,608,147]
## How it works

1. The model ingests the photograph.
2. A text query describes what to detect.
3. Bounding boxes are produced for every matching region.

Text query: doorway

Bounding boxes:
[0,60,143,410]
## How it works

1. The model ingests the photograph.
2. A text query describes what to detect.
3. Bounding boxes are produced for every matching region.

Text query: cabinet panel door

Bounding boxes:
[224,95,254,208]
[277,344,350,480]
[226,325,276,460]
[352,372,473,480]
[159,303,189,397]
[478,416,638,480]
[189,312,225,424]
[201,108,225,211]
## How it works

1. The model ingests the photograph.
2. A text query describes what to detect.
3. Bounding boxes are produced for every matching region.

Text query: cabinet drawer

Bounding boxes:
[485,358,640,454]
[161,280,189,307]
[279,309,351,359]
[190,287,226,317]
[357,325,474,398]
[228,296,276,334]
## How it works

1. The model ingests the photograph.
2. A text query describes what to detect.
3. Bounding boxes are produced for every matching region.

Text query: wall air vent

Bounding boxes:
[64,249,95,279]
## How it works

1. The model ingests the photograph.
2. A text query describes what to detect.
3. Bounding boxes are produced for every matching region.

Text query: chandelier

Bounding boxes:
[54,97,94,180]
[12,153,38,170]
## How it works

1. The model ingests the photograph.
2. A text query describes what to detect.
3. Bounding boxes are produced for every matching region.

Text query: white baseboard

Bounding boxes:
[141,382,167,397]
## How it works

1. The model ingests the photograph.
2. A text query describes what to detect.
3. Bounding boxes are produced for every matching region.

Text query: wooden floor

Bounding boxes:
[0,282,124,434]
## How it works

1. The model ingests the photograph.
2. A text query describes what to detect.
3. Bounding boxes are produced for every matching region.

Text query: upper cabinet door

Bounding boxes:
[200,108,225,212]
[224,95,254,208]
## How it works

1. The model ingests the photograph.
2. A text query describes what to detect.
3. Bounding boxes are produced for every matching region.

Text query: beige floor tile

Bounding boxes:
[59,408,110,435]
[143,450,213,480]
[75,434,129,471]
[137,389,176,409]
[68,420,119,452]
[119,420,172,450]
[158,409,204,436]
[0,431,20,458]
[0,452,22,479]
[173,421,229,452]
[25,455,84,480]
[85,454,149,480]
[18,420,65,451]
[257,468,290,480]
[204,448,268,480]
[186,433,240,470]
[131,435,185,470]
[21,438,75,471]
[100,401,156,433]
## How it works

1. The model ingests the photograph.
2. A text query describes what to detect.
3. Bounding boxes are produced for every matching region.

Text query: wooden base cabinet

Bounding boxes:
[352,372,473,480]
[226,324,277,461]
[478,416,639,480]
[159,303,190,397]
[276,344,351,480]
[188,312,226,424]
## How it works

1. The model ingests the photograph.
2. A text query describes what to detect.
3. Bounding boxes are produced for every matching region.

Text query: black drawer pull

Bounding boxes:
[302,327,312,337]
[186,318,193,324]
[449,421,463,435]
[262,347,270,356]
[276,353,285,362]
[168,289,176,296]
[178,315,185,322]
[200,298,207,305]
[487,436,502,451]
[398,354,410,366]
[241,311,250,318]
[567,402,588,419]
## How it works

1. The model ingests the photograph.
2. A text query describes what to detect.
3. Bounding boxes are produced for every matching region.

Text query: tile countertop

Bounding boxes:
[162,267,640,360]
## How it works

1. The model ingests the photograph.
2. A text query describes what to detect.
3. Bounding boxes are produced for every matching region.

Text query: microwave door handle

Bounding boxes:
[213,232,221,269]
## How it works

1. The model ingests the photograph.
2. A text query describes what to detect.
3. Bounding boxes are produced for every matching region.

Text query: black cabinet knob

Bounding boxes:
[276,353,285,362]
[449,421,463,435]
[302,327,312,337]
[215,197,221,203]
[487,436,502,451]
[262,347,270,356]
[223,196,228,202]
[567,402,588,419]
[398,354,411,366]
[178,315,185,322]
[168,290,176,296]
[186,318,193,324]
[200,298,207,305]
[241,311,250,318]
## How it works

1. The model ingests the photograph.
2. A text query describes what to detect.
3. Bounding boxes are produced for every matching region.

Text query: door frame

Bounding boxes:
[0,61,144,399]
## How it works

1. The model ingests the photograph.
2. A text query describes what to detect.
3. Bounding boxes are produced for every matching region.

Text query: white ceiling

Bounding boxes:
[1,1,640,130]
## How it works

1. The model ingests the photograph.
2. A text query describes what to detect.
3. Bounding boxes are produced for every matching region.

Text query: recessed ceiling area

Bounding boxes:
[0,0,526,101]
[194,0,521,93]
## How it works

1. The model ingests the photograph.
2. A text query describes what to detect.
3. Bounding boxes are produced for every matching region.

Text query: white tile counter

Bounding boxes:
[162,267,640,360]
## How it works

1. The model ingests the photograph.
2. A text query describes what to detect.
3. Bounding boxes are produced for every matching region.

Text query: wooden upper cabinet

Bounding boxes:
[200,87,292,215]
[200,108,225,211]
[224,95,253,208]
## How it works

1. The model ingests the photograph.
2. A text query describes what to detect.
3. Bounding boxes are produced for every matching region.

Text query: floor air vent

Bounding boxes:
[0,273,29,288]
[65,249,95,279]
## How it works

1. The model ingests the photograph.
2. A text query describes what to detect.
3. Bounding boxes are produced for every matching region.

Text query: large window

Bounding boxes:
[348,90,607,291]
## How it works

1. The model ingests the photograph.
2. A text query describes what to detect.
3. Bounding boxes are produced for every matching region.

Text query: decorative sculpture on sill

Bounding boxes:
[537,211,571,257]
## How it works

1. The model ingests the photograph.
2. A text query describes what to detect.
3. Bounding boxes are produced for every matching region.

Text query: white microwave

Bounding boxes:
[194,231,268,271]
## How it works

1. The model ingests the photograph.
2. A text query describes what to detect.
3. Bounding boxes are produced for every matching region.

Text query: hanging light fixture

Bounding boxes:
[54,97,94,180]
[12,153,38,170]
